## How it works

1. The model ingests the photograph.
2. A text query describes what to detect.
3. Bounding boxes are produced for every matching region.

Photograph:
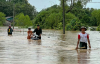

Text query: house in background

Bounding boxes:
[6,16,13,22]
[4,16,13,26]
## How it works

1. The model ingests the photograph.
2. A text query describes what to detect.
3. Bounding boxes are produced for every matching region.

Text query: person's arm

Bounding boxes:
[27,31,29,36]
[76,39,80,49]
[33,29,36,33]
[11,28,13,32]
[31,31,33,37]
[76,34,80,49]
[88,38,91,48]
[38,29,42,37]
[39,29,42,36]
[41,29,42,34]
[32,29,36,36]
[87,34,91,48]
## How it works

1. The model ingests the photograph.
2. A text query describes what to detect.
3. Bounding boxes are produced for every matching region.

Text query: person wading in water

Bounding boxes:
[7,26,13,35]
[27,28,33,39]
[76,26,91,49]
[33,25,42,39]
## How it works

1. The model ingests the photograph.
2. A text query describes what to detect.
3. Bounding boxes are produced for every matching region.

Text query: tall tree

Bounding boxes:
[91,9,100,25]
[59,0,92,13]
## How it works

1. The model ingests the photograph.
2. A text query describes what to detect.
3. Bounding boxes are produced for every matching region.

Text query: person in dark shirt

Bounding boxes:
[33,25,42,39]
[7,26,13,35]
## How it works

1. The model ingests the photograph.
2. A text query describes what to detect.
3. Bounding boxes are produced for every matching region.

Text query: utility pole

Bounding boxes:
[63,0,65,34]
[13,3,14,29]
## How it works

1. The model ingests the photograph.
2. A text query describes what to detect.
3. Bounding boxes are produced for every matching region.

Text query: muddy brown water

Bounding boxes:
[0,27,100,64]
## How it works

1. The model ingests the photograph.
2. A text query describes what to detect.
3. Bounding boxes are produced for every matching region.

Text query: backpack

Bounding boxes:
[8,28,11,33]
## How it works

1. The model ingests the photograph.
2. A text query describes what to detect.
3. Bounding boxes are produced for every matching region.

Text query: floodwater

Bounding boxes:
[0,27,100,64]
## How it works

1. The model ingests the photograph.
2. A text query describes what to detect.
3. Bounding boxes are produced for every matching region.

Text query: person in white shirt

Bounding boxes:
[76,26,91,49]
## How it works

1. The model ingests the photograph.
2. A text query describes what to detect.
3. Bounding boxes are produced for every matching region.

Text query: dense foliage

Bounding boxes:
[0,12,6,25]
[0,0,37,20]
[15,13,32,27]
[33,0,94,30]
[1,0,100,31]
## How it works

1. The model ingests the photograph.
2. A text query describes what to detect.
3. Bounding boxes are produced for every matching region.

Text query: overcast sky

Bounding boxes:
[28,0,100,12]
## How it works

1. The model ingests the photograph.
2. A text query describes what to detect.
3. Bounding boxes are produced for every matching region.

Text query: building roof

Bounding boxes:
[6,16,13,22]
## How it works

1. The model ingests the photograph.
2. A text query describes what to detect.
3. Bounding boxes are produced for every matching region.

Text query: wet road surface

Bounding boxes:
[0,27,100,64]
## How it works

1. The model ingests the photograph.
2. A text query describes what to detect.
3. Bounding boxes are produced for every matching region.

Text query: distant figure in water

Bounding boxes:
[76,26,91,49]
[27,28,33,39]
[7,26,13,35]
[33,25,42,39]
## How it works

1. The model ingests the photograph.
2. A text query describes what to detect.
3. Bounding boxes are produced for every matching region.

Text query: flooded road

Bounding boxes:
[0,27,100,64]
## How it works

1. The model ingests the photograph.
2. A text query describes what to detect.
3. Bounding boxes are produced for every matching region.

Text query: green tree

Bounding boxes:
[0,12,6,25]
[33,0,93,31]
[81,15,90,25]
[59,0,92,13]
[0,2,13,17]
[65,12,77,23]
[45,12,62,29]
[91,9,100,25]
[15,3,37,20]
[0,0,37,20]
[15,13,32,27]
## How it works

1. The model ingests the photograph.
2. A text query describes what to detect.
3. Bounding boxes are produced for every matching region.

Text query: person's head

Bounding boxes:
[37,25,40,29]
[28,28,31,31]
[9,26,11,28]
[80,26,87,33]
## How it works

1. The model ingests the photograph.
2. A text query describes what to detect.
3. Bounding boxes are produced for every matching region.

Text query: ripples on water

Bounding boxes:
[0,27,100,64]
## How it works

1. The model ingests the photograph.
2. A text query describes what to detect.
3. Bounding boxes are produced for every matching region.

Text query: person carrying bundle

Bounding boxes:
[76,26,91,49]
[33,25,42,39]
